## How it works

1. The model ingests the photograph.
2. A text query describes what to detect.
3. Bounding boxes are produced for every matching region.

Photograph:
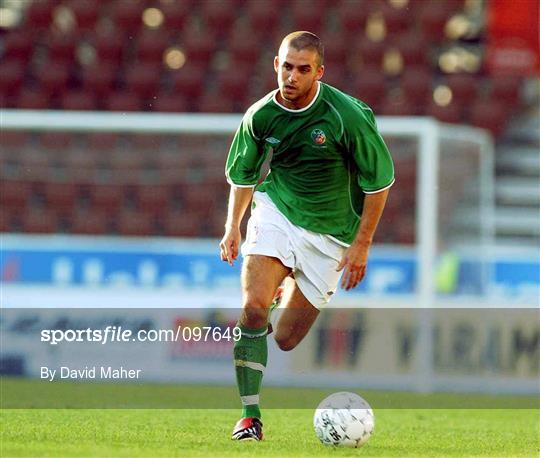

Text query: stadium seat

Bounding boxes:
[227,29,262,65]
[162,211,202,237]
[0,180,33,208]
[136,30,170,63]
[81,62,118,96]
[400,66,433,108]
[3,32,34,62]
[115,209,156,236]
[86,133,121,154]
[170,65,207,100]
[124,63,162,98]
[39,132,73,153]
[43,182,81,212]
[21,208,58,234]
[0,61,24,98]
[391,31,429,68]
[36,62,71,95]
[69,209,110,235]
[350,66,387,111]
[136,185,172,214]
[47,32,77,63]
[181,34,217,64]
[151,93,189,112]
[110,0,145,33]
[93,30,125,63]
[291,3,325,31]
[0,131,28,152]
[356,39,386,68]
[16,89,50,109]
[380,90,415,116]
[200,0,237,33]
[109,151,146,171]
[24,1,53,30]
[215,66,251,100]
[444,73,480,105]
[161,2,190,30]
[426,100,463,124]
[245,1,281,36]
[89,184,127,213]
[105,91,143,112]
[468,99,506,136]
[60,90,97,111]
[196,92,235,113]
[419,1,461,43]
[68,0,100,32]
[488,76,522,110]
[336,0,369,37]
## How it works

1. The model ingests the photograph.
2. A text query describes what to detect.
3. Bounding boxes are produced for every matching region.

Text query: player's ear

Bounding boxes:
[274,56,279,73]
[315,64,324,81]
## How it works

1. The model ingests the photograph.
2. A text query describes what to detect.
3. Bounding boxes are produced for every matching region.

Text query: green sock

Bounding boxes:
[233,323,268,419]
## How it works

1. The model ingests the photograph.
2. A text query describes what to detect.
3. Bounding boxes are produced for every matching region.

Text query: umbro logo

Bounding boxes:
[265,136,281,145]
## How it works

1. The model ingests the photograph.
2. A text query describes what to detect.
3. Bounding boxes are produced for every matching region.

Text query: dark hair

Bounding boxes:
[280,31,324,66]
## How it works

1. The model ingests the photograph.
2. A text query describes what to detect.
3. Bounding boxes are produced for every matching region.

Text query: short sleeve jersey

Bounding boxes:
[226,82,394,245]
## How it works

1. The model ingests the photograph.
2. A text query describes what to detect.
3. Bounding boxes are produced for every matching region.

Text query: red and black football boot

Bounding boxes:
[231,417,263,441]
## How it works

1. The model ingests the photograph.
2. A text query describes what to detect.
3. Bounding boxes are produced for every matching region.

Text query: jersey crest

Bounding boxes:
[311,129,326,145]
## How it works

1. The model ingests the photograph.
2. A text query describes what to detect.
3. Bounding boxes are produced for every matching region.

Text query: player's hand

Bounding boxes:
[219,225,241,266]
[336,241,370,290]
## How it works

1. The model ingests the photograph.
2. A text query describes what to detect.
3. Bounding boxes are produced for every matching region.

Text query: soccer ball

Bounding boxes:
[313,392,374,448]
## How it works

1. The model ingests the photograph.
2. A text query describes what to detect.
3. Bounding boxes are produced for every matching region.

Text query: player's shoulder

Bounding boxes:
[321,83,376,124]
[244,90,278,122]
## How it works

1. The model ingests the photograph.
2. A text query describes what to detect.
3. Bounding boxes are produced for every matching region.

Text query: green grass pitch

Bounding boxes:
[1,379,539,457]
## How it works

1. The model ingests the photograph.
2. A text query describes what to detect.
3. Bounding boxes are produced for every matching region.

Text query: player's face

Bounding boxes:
[274,45,324,109]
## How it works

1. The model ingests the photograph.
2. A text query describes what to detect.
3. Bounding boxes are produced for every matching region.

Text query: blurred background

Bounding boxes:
[0,0,539,396]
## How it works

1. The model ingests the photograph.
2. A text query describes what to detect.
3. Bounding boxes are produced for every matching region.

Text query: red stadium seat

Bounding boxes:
[136,31,170,63]
[3,32,34,62]
[162,211,202,237]
[0,180,33,208]
[215,66,251,100]
[444,73,480,105]
[291,3,324,32]
[391,31,429,68]
[152,93,189,112]
[68,0,100,32]
[43,182,81,212]
[419,1,460,43]
[197,92,236,113]
[181,35,217,64]
[47,32,77,63]
[0,61,24,96]
[380,90,415,116]
[200,0,236,32]
[336,0,369,37]
[227,29,262,65]
[161,2,190,30]
[16,89,50,109]
[90,184,128,213]
[116,209,156,236]
[86,133,121,154]
[124,63,162,98]
[468,99,507,136]
[245,1,280,36]
[93,30,125,63]
[488,76,522,109]
[132,134,164,153]
[170,65,207,100]
[136,185,172,214]
[109,151,146,171]
[60,90,97,111]
[37,62,71,95]
[105,91,143,112]
[111,0,145,33]
[350,66,386,111]
[400,66,433,108]
[356,39,386,67]
[39,132,73,153]
[426,100,463,124]
[0,131,28,152]
[81,62,118,95]
[70,209,110,235]
[21,208,58,233]
[24,1,53,30]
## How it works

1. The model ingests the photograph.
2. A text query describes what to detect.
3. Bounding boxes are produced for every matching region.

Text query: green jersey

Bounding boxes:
[226,82,394,245]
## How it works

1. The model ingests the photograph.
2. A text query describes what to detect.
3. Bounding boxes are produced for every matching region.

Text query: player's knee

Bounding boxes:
[242,298,268,328]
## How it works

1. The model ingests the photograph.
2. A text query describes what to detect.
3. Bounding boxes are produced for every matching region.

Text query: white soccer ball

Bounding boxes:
[313,391,375,448]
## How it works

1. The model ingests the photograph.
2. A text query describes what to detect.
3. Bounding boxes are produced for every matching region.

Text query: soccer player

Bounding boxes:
[220,31,394,441]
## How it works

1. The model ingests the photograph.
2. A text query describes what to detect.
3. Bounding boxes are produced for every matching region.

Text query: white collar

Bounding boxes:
[273,81,321,113]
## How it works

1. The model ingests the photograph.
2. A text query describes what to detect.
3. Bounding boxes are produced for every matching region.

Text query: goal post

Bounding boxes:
[2,109,504,394]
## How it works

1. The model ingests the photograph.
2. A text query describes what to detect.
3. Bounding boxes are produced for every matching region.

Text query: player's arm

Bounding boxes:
[337,188,389,290]
[220,110,266,265]
[220,185,254,266]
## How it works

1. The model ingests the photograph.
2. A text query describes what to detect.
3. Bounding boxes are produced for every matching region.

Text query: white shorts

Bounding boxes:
[241,192,347,309]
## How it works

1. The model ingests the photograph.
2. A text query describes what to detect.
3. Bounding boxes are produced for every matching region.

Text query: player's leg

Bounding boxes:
[273,276,320,351]
[232,254,290,440]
